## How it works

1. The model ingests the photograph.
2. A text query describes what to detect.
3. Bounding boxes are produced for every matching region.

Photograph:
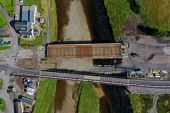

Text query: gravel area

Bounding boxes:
[121,35,170,72]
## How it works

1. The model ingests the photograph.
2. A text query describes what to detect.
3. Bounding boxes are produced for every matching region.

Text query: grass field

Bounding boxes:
[104,0,132,42]
[78,83,99,113]
[157,94,170,113]
[19,35,43,46]
[0,45,10,50]
[33,79,57,113]
[138,0,170,34]
[50,0,58,42]
[129,94,153,113]
[0,79,3,89]
[0,0,15,17]
[0,98,5,111]
[23,0,43,12]
[0,9,7,28]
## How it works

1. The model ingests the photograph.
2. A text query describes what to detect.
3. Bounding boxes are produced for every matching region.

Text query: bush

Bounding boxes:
[104,0,132,42]
[157,94,170,113]
[0,98,5,111]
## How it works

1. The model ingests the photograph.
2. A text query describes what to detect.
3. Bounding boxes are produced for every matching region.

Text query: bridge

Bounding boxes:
[1,65,170,88]
[47,43,122,59]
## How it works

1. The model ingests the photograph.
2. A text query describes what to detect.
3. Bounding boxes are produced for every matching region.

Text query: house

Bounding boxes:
[21,5,37,24]
[14,5,37,38]
[14,21,34,38]
[20,96,35,107]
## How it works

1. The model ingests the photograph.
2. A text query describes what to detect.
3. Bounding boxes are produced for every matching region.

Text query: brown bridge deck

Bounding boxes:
[47,43,122,59]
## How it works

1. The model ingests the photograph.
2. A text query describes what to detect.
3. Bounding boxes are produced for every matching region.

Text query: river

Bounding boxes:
[53,0,132,113]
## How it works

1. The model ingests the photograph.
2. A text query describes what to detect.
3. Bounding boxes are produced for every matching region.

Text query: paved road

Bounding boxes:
[1,64,170,88]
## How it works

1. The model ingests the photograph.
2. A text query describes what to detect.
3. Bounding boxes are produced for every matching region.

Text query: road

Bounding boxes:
[1,64,170,88]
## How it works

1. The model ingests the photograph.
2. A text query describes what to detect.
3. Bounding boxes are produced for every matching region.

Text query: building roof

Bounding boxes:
[21,6,29,21]
[15,22,33,37]
[21,5,37,23]
[48,43,122,59]
[21,96,34,105]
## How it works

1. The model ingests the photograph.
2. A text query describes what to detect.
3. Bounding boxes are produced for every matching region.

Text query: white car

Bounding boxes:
[19,0,23,3]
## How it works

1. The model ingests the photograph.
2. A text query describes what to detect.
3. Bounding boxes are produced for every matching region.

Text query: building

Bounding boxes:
[21,5,37,24]
[47,43,122,59]
[14,21,34,38]
[20,96,35,107]
[14,5,37,38]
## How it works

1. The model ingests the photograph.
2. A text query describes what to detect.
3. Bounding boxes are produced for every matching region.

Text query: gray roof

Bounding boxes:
[21,6,29,22]
[21,6,36,23]
[29,6,36,23]
[14,22,33,37]
[14,22,32,31]
[21,96,34,105]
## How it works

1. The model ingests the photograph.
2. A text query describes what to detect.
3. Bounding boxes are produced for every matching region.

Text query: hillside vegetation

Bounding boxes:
[129,94,153,113]
[78,83,99,113]
[33,79,57,113]
[104,0,132,42]
[138,0,170,34]
[157,94,170,113]
[24,0,43,12]
[0,0,15,16]
[0,9,7,28]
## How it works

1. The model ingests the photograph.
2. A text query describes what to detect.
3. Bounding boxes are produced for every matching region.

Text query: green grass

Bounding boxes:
[104,0,132,42]
[23,0,43,12]
[0,0,15,17]
[33,79,57,113]
[0,79,3,89]
[50,0,58,42]
[0,45,10,50]
[157,94,170,113]
[78,82,99,113]
[19,35,43,46]
[138,0,170,34]
[129,94,153,113]
[0,9,7,28]
[0,98,5,111]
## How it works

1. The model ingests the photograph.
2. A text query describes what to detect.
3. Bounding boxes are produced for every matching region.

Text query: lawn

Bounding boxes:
[50,0,58,42]
[78,82,99,113]
[138,0,170,34]
[23,0,43,12]
[0,45,10,50]
[0,79,3,89]
[104,0,132,42]
[129,94,153,113]
[0,0,15,17]
[0,98,5,111]
[0,9,7,28]
[157,94,170,113]
[33,79,57,113]
[19,35,43,46]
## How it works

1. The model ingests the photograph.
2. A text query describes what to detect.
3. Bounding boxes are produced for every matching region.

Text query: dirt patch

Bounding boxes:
[56,0,71,40]
[54,80,67,112]
[63,0,91,41]
[95,85,110,113]
[80,0,95,39]
[121,15,144,35]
